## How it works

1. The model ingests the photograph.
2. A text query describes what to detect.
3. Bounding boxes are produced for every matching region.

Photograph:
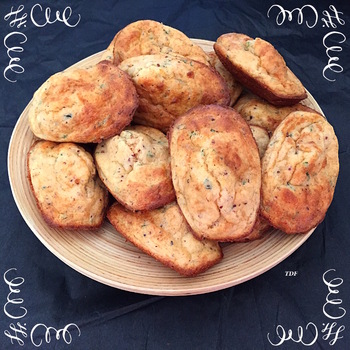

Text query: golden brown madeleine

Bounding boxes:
[94,125,175,211]
[118,54,230,131]
[234,92,316,135]
[27,141,108,229]
[261,111,339,234]
[107,202,223,277]
[169,105,261,242]
[214,33,307,106]
[110,19,210,65]
[208,51,243,106]
[28,61,138,143]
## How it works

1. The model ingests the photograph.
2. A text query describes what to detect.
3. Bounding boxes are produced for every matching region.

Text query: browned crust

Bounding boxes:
[29,60,139,143]
[121,178,176,212]
[214,33,307,106]
[107,202,223,276]
[216,52,305,106]
[94,126,176,211]
[234,92,319,135]
[168,104,261,242]
[27,141,108,230]
[118,54,231,132]
[110,19,210,65]
[260,111,339,234]
[96,168,176,212]
[262,186,329,234]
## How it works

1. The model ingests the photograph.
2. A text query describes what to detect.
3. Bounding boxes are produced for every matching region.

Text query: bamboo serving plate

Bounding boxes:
[7,39,320,296]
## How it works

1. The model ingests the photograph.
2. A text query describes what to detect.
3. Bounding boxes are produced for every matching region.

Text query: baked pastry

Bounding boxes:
[234,92,315,134]
[94,125,175,211]
[169,104,261,242]
[28,60,138,143]
[107,202,223,276]
[110,19,210,65]
[261,111,339,234]
[27,141,108,229]
[208,51,242,106]
[214,33,307,106]
[118,54,230,131]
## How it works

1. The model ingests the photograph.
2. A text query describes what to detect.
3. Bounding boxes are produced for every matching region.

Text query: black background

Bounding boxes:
[0,1,349,349]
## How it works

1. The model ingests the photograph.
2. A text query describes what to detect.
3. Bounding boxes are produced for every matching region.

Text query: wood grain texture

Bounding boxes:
[8,39,320,296]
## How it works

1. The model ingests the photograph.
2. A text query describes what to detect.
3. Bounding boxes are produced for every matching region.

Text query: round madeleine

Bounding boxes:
[118,54,230,131]
[28,61,138,143]
[27,141,108,229]
[95,125,175,211]
[261,111,339,233]
[169,105,261,242]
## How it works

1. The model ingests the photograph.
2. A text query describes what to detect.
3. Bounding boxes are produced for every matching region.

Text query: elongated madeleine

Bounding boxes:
[118,54,231,131]
[94,125,175,211]
[110,19,210,65]
[27,141,108,229]
[260,111,339,233]
[169,105,261,242]
[107,202,223,276]
[28,61,138,143]
[214,33,307,106]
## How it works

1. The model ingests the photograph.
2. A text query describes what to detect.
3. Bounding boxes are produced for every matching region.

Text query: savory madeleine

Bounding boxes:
[261,111,339,233]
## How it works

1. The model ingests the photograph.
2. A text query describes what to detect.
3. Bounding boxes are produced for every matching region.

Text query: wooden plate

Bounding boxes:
[8,39,320,296]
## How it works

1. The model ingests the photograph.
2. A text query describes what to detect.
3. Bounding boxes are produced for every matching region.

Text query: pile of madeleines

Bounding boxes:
[26,20,339,276]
